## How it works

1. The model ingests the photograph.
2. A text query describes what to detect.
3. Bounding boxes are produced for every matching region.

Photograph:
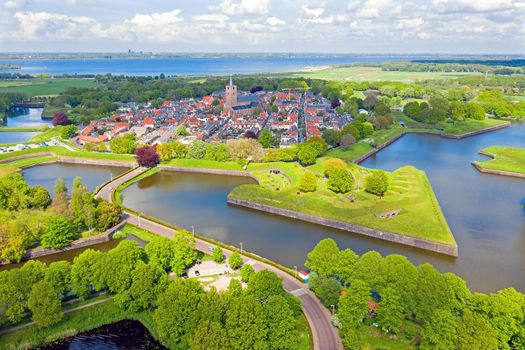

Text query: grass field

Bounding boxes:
[0,78,97,97]
[284,66,480,82]
[505,95,525,102]
[229,161,455,245]
[474,146,525,175]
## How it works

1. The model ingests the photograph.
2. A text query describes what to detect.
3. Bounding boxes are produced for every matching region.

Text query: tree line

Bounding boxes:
[305,238,525,349]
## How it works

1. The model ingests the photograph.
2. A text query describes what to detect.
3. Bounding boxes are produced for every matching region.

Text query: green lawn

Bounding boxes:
[358,324,417,349]
[505,95,525,102]
[0,78,97,97]
[474,146,525,175]
[283,66,480,82]
[229,162,455,245]
[398,114,508,135]
[0,126,47,132]
[114,223,160,242]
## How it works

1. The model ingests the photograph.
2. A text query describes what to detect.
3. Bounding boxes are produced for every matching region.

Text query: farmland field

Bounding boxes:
[0,78,97,97]
[284,66,481,81]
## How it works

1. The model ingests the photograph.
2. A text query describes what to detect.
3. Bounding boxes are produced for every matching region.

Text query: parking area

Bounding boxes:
[182,259,248,292]
[0,141,57,154]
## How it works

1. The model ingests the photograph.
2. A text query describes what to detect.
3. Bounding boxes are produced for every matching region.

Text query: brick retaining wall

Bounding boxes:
[227,197,458,257]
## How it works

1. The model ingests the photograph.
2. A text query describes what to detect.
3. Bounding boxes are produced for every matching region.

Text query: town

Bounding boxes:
[78,76,346,148]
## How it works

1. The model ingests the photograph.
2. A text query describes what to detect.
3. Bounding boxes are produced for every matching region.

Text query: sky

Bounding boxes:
[0,0,524,54]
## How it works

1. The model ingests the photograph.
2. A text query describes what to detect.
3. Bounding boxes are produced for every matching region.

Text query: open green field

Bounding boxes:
[284,66,481,82]
[0,78,97,97]
[474,146,525,175]
[506,95,525,102]
[229,161,455,246]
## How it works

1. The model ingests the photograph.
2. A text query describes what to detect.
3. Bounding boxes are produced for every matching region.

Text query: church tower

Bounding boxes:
[225,75,237,109]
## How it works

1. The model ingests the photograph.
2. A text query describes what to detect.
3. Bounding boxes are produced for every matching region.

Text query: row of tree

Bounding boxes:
[305,239,525,349]
[404,98,486,124]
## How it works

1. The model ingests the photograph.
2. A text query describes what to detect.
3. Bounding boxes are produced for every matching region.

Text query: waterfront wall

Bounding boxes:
[227,197,459,257]
[440,122,510,139]
[0,152,53,164]
[159,164,261,184]
[472,162,525,179]
[0,221,126,266]
[58,157,135,168]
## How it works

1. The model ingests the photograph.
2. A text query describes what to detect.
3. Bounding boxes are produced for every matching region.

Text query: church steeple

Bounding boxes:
[225,74,237,109]
[229,74,233,87]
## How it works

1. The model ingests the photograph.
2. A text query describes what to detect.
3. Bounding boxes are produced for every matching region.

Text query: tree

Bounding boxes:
[228,278,244,297]
[170,230,198,275]
[337,279,370,329]
[212,246,224,263]
[187,140,208,159]
[109,133,136,154]
[323,158,348,177]
[228,252,243,270]
[154,279,204,345]
[264,295,298,350]
[340,134,356,147]
[44,261,72,296]
[258,129,274,148]
[60,125,78,139]
[95,240,146,293]
[135,145,160,167]
[189,320,230,350]
[296,143,320,165]
[299,171,317,192]
[226,138,264,162]
[40,215,76,248]
[176,125,190,136]
[327,168,353,193]
[334,248,359,284]
[244,130,258,139]
[145,236,177,271]
[331,98,341,109]
[71,248,103,298]
[420,309,458,350]
[0,282,26,325]
[95,201,122,231]
[305,238,340,276]
[31,185,51,209]
[115,262,169,312]
[351,251,384,290]
[364,170,389,196]
[308,272,342,308]
[240,263,255,283]
[376,287,404,333]
[456,310,498,350]
[27,281,64,328]
[225,296,268,350]
[248,270,285,304]
[51,112,71,126]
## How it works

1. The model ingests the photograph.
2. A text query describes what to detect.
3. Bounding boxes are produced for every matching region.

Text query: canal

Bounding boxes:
[0,108,51,143]
[13,123,525,293]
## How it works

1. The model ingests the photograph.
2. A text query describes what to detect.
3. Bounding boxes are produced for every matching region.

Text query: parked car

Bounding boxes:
[195,270,200,277]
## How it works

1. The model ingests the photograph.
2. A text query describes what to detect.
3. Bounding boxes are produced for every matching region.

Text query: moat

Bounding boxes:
[15,123,525,293]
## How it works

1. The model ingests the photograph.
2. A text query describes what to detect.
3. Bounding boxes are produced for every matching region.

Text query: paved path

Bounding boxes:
[97,167,343,350]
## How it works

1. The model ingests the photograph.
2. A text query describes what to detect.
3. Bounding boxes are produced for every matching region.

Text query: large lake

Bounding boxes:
[1,55,420,76]
[120,124,525,293]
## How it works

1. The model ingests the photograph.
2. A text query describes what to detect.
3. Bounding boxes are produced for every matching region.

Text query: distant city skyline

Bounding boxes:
[1,0,524,54]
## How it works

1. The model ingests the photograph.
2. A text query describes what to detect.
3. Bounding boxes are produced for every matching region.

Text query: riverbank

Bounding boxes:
[472,146,525,178]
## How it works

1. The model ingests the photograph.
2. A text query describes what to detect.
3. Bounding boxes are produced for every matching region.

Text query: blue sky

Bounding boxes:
[1,0,524,53]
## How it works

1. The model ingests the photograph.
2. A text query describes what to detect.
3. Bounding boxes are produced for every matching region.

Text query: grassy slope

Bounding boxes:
[0,78,97,97]
[474,146,525,175]
[283,66,480,82]
[0,127,47,132]
[229,161,454,245]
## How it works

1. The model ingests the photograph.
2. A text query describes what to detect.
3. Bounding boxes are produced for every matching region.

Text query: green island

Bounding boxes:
[473,146,525,177]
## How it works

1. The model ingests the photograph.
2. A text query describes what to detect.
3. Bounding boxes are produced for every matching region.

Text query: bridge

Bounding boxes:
[10,102,46,109]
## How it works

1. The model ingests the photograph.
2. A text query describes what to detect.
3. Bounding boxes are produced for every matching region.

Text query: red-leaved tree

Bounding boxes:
[134,145,160,167]
[52,112,72,126]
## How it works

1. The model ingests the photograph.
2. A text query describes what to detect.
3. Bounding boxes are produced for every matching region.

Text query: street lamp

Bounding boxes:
[191,225,195,238]
[240,242,243,257]
[293,265,298,279]
[330,304,335,315]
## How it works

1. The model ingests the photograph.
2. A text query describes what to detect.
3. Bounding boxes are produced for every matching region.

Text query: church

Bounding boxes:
[224,76,260,115]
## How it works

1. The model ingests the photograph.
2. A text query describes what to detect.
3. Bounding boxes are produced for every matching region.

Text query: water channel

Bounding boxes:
[0,108,50,143]
[12,123,525,293]
[35,320,167,350]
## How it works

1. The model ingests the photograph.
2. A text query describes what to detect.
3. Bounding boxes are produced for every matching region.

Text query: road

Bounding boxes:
[97,167,343,350]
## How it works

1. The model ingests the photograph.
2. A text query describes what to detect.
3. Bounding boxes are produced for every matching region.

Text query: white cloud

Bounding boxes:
[266,16,284,26]
[4,0,25,9]
[211,0,271,16]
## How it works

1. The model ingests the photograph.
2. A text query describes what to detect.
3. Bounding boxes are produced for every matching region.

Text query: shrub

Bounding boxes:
[212,246,224,263]
[299,171,317,192]
[323,158,347,177]
[327,168,354,193]
[60,125,78,139]
[228,252,243,270]
[240,264,255,283]
[365,170,389,196]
